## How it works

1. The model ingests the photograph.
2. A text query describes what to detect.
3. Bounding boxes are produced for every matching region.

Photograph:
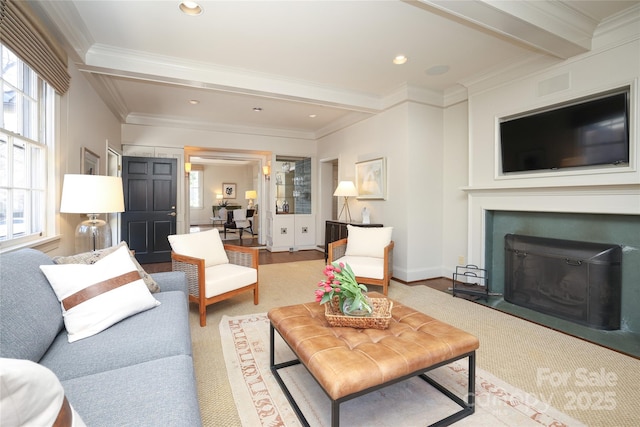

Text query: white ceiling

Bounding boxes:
[28,0,640,139]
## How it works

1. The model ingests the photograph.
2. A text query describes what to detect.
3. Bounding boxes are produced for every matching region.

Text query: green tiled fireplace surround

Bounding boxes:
[483,211,640,358]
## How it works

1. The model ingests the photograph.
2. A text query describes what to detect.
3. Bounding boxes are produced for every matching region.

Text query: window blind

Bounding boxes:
[0,0,70,94]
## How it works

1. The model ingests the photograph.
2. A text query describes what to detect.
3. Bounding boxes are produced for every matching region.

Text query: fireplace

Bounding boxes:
[504,234,622,330]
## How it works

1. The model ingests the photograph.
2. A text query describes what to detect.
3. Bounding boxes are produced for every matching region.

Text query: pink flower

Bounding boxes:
[339,262,345,268]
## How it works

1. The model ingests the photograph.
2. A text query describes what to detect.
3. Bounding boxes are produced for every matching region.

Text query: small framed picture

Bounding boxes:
[356,157,386,200]
[222,183,237,199]
[82,147,99,175]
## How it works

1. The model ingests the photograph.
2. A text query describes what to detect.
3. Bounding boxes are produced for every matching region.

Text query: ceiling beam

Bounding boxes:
[416,0,594,59]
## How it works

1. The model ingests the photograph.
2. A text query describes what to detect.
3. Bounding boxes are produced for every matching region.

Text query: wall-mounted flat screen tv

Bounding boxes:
[499,88,630,174]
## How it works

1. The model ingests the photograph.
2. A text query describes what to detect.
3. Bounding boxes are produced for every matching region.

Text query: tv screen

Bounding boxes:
[499,89,629,173]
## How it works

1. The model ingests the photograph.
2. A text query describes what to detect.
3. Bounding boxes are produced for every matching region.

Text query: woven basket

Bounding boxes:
[324,296,393,329]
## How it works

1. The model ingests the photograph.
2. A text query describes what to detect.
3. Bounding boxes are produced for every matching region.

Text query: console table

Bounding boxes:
[324,220,383,262]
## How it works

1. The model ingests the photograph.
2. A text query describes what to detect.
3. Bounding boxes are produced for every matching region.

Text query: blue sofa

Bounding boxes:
[0,249,202,426]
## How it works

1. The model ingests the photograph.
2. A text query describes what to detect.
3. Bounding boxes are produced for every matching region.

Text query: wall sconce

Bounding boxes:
[262,164,271,180]
[184,162,192,177]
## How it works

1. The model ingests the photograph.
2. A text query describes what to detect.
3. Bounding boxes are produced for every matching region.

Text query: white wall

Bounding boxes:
[49,62,122,256]
[464,35,640,268]
[468,39,640,189]
[317,102,445,281]
[442,101,469,275]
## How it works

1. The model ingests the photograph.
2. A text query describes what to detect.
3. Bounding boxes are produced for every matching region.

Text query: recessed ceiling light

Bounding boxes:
[253,107,263,112]
[309,114,317,118]
[393,55,408,65]
[426,65,450,76]
[188,99,200,105]
[179,1,203,16]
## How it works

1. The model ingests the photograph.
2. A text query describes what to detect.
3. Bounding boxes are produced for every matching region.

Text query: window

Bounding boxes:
[189,169,203,209]
[1,44,54,246]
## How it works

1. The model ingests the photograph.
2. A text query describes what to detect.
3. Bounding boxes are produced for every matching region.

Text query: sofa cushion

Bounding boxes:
[168,228,229,267]
[0,249,63,362]
[40,245,160,343]
[40,291,192,381]
[345,225,393,258]
[0,358,86,427]
[52,241,160,293]
[61,355,202,427]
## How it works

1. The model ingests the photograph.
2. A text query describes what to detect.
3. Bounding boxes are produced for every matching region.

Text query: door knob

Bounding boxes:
[167,212,177,217]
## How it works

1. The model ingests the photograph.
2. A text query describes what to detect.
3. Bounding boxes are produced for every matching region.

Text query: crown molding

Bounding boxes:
[26,0,93,63]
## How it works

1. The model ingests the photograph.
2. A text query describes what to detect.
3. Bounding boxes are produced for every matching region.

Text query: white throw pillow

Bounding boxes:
[344,225,393,258]
[168,228,229,267]
[52,241,160,293]
[40,245,161,343]
[0,358,86,427]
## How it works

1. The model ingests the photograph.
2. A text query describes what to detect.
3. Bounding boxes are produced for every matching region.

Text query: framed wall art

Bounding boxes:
[82,147,99,175]
[222,183,237,199]
[356,157,386,200]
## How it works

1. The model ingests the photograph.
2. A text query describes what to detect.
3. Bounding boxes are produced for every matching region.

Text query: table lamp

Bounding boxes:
[60,174,125,252]
[333,181,358,222]
[245,190,257,208]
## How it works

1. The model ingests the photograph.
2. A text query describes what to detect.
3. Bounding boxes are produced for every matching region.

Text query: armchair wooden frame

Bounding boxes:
[328,238,394,295]
[171,244,259,326]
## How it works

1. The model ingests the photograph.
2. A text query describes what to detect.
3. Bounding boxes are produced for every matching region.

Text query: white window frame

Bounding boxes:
[0,44,56,251]
[189,169,204,210]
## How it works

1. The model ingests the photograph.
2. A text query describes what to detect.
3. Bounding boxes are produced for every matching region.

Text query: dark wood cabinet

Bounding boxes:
[324,220,383,261]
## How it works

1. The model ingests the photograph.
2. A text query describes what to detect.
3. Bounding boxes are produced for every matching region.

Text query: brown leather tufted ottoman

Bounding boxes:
[268,292,480,427]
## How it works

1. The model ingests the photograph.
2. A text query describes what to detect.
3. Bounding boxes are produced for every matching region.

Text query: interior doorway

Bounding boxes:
[319,158,339,247]
[185,149,270,244]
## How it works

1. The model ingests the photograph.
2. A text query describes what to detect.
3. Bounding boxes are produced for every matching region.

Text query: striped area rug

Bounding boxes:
[220,313,586,427]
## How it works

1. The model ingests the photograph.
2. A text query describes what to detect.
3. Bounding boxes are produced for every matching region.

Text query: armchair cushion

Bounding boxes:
[203,263,258,298]
[333,255,384,280]
[345,225,393,258]
[232,209,251,228]
[167,229,229,267]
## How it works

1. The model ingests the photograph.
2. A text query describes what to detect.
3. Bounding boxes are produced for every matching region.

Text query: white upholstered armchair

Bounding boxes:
[168,228,258,326]
[328,225,394,295]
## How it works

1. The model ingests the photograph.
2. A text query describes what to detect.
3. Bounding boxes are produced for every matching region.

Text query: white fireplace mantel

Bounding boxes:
[463,183,640,269]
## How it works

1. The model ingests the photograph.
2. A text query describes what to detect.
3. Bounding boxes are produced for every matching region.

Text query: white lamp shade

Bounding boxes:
[60,174,125,214]
[245,190,257,200]
[333,181,358,197]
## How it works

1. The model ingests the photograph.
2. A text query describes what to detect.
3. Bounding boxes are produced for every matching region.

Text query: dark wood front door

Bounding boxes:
[121,157,177,263]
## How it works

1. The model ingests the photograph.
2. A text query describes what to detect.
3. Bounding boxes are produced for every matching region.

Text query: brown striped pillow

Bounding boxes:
[52,241,160,293]
[40,245,160,342]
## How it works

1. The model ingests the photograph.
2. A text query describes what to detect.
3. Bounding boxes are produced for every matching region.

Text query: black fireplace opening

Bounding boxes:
[504,234,622,330]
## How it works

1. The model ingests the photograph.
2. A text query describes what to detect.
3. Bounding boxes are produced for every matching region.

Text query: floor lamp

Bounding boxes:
[333,181,358,223]
[60,174,125,252]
